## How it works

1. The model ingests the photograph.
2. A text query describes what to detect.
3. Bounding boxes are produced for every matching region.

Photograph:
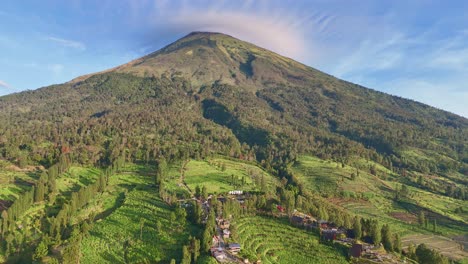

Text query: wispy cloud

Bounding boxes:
[0,80,11,89]
[134,1,336,62]
[46,37,86,50]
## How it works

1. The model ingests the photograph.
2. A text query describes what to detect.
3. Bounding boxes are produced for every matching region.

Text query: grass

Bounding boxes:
[291,155,468,258]
[402,234,468,261]
[80,164,200,263]
[0,166,38,202]
[234,216,348,264]
[166,156,279,196]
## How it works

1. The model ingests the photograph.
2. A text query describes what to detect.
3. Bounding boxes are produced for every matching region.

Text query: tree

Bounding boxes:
[353,217,362,240]
[202,227,212,252]
[370,220,381,246]
[201,185,208,200]
[418,211,425,227]
[432,219,437,232]
[191,238,200,262]
[34,181,46,203]
[381,224,393,252]
[181,245,191,264]
[32,238,49,262]
[393,234,402,253]
[62,227,82,264]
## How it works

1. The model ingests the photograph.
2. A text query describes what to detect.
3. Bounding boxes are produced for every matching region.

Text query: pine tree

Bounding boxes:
[33,238,49,261]
[381,224,393,252]
[181,245,191,264]
[418,211,425,227]
[202,227,212,252]
[370,220,381,246]
[393,234,402,253]
[192,238,200,262]
[353,217,362,240]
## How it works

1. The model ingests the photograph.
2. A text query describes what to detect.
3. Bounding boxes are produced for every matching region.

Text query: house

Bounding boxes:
[212,250,228,262]
[290,215,305,226]
[212,235,220,246]
[350,243,364,258]
[228,243,241,254]
[220,220,230,229]
[322,228,346,241]
[276,205,285,213]
[229,190,243,195]
[317,219,329,229]
[223,229,231,239]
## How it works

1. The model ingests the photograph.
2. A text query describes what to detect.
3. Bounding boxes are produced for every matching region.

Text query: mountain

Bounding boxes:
[0,31,467,263]
[1,32,466,176]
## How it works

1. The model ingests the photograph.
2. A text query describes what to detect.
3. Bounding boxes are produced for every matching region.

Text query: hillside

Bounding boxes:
[0,32,466,263]
[1,32,466,177]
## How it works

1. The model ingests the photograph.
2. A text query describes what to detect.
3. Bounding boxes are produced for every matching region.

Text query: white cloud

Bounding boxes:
[0,80,11,89]
[139,2,337,62]
[46,36,86,50]
[165,11,306,59]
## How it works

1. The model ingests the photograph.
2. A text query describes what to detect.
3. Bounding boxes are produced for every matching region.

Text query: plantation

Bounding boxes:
[235,216,348,264]
[291,154,468,260]
[402,234,468,261]
[81,165,200,263]
[164,157,279,196]
[0,165,38,203]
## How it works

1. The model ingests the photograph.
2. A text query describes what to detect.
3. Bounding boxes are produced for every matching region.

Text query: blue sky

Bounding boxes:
[1,0,467,117]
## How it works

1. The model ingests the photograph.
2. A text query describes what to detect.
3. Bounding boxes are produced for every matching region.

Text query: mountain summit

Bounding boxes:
[1,31,467,181]
[73,32,320,89]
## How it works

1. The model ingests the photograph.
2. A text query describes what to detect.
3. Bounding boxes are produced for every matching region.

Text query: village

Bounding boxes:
[184,189,407,264]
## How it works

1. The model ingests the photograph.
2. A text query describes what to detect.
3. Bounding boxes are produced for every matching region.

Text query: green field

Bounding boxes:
[235,216,348,264]
[0,162,39,203]
[81,164,199,263]
[291,155,468,258]
[164,157,279,196]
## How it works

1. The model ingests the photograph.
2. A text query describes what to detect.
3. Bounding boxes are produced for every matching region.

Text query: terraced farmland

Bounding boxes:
[235,216,348,264]
[402,234,468,261]
[165,156,279,195]
[80,166,200,263]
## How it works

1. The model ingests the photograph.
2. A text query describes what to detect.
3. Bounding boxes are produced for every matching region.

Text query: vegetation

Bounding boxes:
[0,32,466,263]
[235,216,348,264]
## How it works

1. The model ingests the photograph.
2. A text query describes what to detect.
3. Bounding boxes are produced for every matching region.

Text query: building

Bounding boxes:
[212,250,228,262]
[223,229,231,239]
[290,215,305,226]
[228,243,241,254]
[220,220,230,229]
[276,205,285,213]
[350,243,364,258]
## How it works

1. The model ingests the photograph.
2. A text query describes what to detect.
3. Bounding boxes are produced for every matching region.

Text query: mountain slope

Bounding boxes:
[0,31,466,191]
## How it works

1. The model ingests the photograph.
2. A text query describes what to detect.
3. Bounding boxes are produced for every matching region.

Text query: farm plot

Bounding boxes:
[235,216,348,264]
[291,156,387,198]
[0,166,38,204]
[81,169,198,263]
[182,157,278,194]
[402,234,468,261]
